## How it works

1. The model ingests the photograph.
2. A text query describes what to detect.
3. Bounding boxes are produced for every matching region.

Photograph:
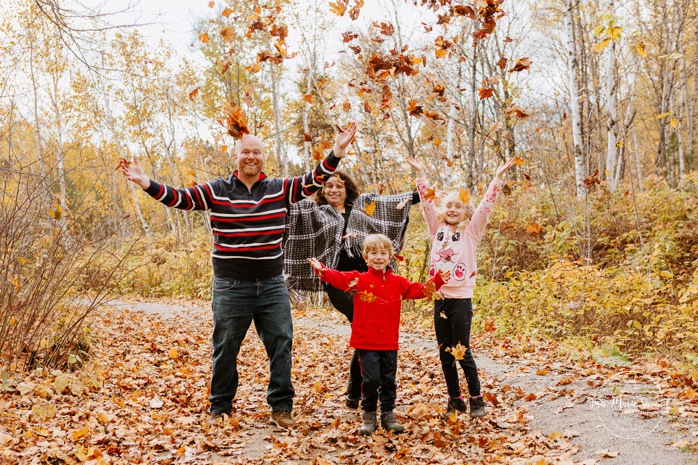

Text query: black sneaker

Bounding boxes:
[346,396,360,409]
[447,396,468,413]
[469,396,486,419]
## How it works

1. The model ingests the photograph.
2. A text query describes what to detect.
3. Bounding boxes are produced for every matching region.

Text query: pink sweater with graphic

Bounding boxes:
[416,176,503,299]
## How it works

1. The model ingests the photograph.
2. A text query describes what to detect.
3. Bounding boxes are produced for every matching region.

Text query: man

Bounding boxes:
[121,123,356,427]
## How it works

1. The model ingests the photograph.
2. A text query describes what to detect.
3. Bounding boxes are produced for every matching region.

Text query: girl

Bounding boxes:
[406,156,516,419]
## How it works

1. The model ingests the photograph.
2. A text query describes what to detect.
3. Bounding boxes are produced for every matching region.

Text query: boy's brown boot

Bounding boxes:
[380,411,404,433]
[359,411,377,435]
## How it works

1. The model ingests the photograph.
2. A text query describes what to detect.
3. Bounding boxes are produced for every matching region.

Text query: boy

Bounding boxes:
[308,234,450,435]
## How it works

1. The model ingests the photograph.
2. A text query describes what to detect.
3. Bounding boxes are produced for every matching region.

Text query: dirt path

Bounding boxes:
[102,298,696,465]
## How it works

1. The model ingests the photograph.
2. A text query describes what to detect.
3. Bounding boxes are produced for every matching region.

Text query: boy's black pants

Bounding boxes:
[357,349,398,413]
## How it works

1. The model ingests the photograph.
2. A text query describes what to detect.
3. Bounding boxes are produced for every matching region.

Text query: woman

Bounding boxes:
[284,169,419,408]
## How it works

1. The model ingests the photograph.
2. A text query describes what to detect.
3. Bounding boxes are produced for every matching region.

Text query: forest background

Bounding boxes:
[1,0,698,382]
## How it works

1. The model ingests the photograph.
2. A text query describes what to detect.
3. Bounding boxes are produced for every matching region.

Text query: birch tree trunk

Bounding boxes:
[565,0,586,199]
[270,65,288,177]
[603,0,619,191]
[467,42,479,187]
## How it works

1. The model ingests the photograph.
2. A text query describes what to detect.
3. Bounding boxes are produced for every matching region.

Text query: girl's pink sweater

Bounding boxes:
[416,176,503,299]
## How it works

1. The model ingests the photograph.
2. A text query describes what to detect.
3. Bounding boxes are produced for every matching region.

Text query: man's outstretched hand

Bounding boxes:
[120,155,150,190]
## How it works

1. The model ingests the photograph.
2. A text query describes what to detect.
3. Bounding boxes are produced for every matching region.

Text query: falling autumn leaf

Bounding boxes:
[329,0,347,16]
[635,41,648,58]
[188,87,200,101]
[348,0,364,20]
[496,57,508,70]
[508,57,532,72]
[303,133,313,142]
[304,94,314,104]
[364,201,376,216]
[244,63,261,73]
[583,169,600,188]
[513,157,524,165]
[446,343,468,360]
[220,27,236,43]
[459,188,470,204]
[505,105,530,118]
[479,87,494,99]
[115,157,130,171]
[423,186,437,201]
[218,101,250,139]
[207,0,214,7]
[198,32,210,44]
[221,7,233,18]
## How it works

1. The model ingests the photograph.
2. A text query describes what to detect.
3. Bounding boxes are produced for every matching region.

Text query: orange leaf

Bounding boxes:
[364,201,376,216]
[505,105,529,118]
[509,57,532,72]
[479,87,494,99]
[459,188,470,204]
[497,57,508,70]
[329,0,347,16]
[342,101,351,112]
[433,138,441,147]
[198,32,210,44]
[220,27,236,43]
[513,157,524,165]
[218,101,249,139]
[423,186,436,201]
[303,133,313,142]
[221,7,233,18]
[208,0,214,7]
[526,222,543,235]
[244,63,261,73]
[304,94,314,104]
[188,87,200,101]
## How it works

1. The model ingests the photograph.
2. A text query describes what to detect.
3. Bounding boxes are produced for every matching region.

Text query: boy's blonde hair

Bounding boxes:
[436,191,475,230]
[362,234,394,257]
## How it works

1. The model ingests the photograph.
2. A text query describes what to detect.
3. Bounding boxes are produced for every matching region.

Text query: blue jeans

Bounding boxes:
[209,275,294,414]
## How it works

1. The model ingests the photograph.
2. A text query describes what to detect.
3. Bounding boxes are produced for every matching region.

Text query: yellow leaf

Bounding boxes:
[513,157,524,165]
[670,118,678,129]
[592,25,605,37]
[594,38,611,53]
[616,140,623,147]
[97,412,110,424]
[635,42,648,58]
[607,26,622,41]
[655,112,671,119]
[32,403,57,421]
[446,343,468,360]
[168,348,178,359]
[459,188,470,204]
[435,48,448,58]
[71,425,89,441]
[364,201,376,216]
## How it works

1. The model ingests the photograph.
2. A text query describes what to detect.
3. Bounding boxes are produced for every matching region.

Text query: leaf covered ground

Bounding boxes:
[1,299,697,464]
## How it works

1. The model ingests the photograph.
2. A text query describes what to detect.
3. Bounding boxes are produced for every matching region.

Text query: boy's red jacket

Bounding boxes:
[316,266,445,350]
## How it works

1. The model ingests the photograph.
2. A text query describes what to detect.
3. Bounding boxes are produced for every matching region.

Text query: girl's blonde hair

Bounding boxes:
[436,192,475,230]
[362,234,394,257]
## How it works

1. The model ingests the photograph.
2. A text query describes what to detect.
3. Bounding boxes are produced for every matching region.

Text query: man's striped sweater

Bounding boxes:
[145,153,340,280]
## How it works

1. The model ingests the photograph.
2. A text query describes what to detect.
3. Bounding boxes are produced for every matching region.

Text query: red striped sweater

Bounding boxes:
[145,153,340,279]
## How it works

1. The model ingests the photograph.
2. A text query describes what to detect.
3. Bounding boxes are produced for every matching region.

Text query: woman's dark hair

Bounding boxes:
[315,169,361,206]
